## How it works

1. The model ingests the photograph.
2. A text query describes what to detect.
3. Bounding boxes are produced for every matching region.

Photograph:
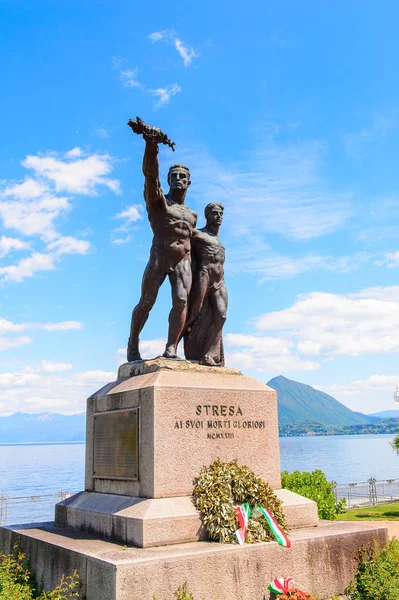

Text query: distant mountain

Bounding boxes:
[369,410,399,419]
[267,375,377,427]
[0,412,86,443]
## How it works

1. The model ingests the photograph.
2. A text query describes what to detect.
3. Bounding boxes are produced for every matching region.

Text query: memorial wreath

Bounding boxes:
[193,459,288,544]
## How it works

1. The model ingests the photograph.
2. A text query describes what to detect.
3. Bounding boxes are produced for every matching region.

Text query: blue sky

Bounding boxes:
[1,0,399,415]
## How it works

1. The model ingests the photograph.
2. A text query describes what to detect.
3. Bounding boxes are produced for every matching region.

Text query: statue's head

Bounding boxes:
[167,164,191,200]
[205,202,224,227]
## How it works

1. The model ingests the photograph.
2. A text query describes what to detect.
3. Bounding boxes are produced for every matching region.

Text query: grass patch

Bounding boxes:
[336,502,399,521]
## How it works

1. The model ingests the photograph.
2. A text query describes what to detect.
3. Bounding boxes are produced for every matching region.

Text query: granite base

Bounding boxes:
[0,520,387,600]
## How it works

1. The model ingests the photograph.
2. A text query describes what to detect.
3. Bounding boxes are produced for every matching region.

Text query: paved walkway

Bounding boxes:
[366,519,399,538]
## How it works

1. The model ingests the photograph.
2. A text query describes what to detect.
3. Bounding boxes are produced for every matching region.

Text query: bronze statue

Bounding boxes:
[183,203,227,366]
[127,118,197,361]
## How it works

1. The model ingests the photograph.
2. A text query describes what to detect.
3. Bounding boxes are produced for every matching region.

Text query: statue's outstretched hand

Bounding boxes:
[128,117,176,151]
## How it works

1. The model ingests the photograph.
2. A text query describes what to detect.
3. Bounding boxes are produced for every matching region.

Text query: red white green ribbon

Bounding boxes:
[268,577,306,597]
[252,506,291,548]
[235,504,291,548]
[235,502,251,544]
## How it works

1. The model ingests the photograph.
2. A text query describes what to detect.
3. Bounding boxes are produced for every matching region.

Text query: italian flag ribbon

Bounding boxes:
[235,502,251,545]
[268,577,296,595]
[268,577,307,597]
[235,504,291,548]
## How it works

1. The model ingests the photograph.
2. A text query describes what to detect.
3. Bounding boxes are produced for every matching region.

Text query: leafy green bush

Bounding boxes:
[346,539,399,600]
[0,545,80,599]
[281,469,345,520]
[391,432,399,455]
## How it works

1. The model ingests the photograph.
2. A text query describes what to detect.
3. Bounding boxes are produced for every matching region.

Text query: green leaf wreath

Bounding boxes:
[193,459,288,544]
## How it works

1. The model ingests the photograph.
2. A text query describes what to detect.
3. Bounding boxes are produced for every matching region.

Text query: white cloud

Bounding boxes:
[116,338,166,364]
[0,336,33,351]
[22,149,120,195]
[350,286,399,302]
[315,374,399,414]
[0,148,120,285]
[115,205,142,223]
[0,236,29,259]
[0,318,82,355]
[0,366,115,415]
[224,333,320,373]
[2,178,48,200]
[148,30,198,66]
[0,252,57,282]
[0,181,70,240]
[111,204,143,245]
[374,251,399,268]
[0,318,82,333]
[184,138,353,252]
[64,147,82,159]
[46,236,91,256]
[39,360,73,372]
[255,289,399,357]
[150,84,181,109]
[0,236,91,283]
[120,68,143,89]
[228,247,368,281]
[0,318,27,334]
[174,38,197,67]
[111,234,132,245]
[40,321,83,331]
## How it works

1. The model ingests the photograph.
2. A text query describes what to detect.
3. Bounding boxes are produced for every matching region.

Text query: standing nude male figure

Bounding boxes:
[127,119,197,361]
[184,203,228,366]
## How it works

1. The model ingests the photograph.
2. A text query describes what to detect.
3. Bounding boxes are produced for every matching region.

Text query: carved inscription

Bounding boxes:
[174,405,266,440]
[93,409,139,480]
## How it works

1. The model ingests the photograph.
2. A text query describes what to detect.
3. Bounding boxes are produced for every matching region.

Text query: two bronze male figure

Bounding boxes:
[127,118,227,367]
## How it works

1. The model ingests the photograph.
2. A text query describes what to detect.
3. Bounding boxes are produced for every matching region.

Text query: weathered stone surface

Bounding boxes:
[55,488,318,548]
[0,520,388,600]
[118,357,241,379]
[86,369,280,498]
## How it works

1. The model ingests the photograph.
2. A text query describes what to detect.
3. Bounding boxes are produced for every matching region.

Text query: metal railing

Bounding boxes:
[0,490,77,526]
[333,478,399,508]
[2,478,399,523]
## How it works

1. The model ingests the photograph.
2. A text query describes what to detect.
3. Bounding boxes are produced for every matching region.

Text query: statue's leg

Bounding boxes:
[127,258,166,361]
[164,255,192,358]
[185,269,209,331]
[201,283,228,366]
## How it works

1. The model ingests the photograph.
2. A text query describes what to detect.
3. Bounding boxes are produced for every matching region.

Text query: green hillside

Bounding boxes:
[267,375,375,426]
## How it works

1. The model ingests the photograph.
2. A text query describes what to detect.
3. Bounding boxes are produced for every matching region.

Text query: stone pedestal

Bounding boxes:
[56,358,318,547]
[85,359,282,498]
[0,358,389,599]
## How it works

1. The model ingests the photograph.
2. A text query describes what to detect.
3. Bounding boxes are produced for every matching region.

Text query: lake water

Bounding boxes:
[0,434,398,524]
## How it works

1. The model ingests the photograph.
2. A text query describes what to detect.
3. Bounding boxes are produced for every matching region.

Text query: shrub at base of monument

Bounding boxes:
[193,459,288,543]
[345,538,399,600]
[0,544,80,599]
[281,469,346,520]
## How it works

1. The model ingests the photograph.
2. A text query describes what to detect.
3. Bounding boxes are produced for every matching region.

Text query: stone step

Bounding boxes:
[0,520,387,600]
[55,488,318,548]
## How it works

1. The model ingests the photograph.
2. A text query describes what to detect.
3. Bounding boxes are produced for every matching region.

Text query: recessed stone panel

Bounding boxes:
[93,409,139,481]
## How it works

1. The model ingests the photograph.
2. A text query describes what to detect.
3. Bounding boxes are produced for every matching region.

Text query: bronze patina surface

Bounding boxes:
[126,118,228,367]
